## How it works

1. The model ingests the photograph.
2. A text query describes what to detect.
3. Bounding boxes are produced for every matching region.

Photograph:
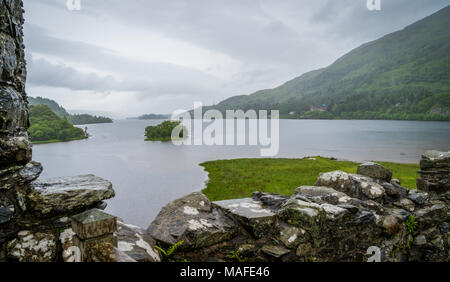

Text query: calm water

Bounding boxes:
[32,119,450,228]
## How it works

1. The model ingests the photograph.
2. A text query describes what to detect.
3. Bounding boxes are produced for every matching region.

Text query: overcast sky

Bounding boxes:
[23,0,449,118]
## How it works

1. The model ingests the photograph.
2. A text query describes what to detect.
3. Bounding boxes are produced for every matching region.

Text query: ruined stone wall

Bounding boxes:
[0,0,30,166]
[0,1,447,263]
[145,161,449,262]
[0,0,37,255]
[0,1,118,262]
[417,150,450,194]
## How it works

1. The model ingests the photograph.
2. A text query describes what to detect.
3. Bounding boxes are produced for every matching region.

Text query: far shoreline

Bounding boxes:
[32,136,88,145]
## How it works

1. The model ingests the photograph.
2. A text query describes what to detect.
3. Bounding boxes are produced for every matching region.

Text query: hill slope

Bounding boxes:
[28,97,113,125]
[206,6,450,121]
[29,105,87,143]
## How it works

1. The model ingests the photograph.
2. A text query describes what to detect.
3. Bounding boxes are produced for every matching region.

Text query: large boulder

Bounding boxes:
[293,186,352,205]
[381,182,409,198]
[213,197,276,239]
[27,175,115,217]
[0,161,42,191]
[357,162,392,182]
[417,150,450,193]
[116,221,160,262]
[315,170,385,201]
[419,150,450,169]
[146,192,237,250]
[19,161,43,183]
[277,198,326,237]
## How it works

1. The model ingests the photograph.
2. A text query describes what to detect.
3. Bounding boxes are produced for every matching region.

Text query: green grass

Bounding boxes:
[200,157,419,201]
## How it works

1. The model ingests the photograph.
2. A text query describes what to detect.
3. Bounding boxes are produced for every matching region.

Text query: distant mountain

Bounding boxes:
[28,97,113,125]
[128,114,170,120]
[28,96,70,117]
[68,109,125,120]
[204,6,450,121]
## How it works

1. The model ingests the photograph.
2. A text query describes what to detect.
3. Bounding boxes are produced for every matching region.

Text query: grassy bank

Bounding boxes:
[200,157,419,201]
[145,137,173,142]
[32,136,87,145]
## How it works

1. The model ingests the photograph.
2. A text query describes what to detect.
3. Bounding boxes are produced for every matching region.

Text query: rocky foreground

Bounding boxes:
[2,151,447,262]
[0,1,448,262]
[144,153,449,262]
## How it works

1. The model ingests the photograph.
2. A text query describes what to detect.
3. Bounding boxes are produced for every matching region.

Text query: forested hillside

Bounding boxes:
[29,105,87,143]
[28,97,113,124]
[205,6,450,121]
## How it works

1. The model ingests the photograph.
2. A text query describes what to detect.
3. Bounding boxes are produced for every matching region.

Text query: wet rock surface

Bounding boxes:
[213,197,275,239]
[116,221,160,262]
[0,0,121,262]
[314,170,386,201]
[146,192,237,250]
[6,230,56,262]
[145,165,448,262]
[417,150,449,194]
[0,2,448,262]
[357,162,392,182]
[27,175,115,217]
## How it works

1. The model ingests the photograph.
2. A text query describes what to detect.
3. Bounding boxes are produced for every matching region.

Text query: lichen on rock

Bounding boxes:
[143,157,448,262]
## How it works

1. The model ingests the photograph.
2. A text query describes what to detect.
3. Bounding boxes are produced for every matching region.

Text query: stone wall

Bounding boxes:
[0,1,121,262]
[0,0,34,257]
[145,161,449,262]
[417,150,449,195]
[0,1,448,262]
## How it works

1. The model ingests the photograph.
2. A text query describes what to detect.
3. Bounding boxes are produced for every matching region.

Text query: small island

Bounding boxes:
[29,105,88,144]
[145,120,188,141]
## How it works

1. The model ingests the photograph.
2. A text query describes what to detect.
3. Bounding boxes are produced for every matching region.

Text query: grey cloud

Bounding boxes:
[21,0,449,115]
[28,57,115,91]
[66,0,448,64]
[24,24,216,82]
[24,24,221,100]
[27,56,218,101]
[24,0,449,67]
[310,0,449,41]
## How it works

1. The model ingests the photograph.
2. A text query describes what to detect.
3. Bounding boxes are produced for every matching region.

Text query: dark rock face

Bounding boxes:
[0,1,117,262]
[6,230,56,262]
[146,166,448,262]
[213,197,275,239]
[0,0,30,168]
[28,175,115,217]
[357,162,392,182]
[146,192,237,250]
[116,221,160,262]
[314,170,385,201]
[417,150,449,194]
[0,197,14,225]
[0,0,35,256]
